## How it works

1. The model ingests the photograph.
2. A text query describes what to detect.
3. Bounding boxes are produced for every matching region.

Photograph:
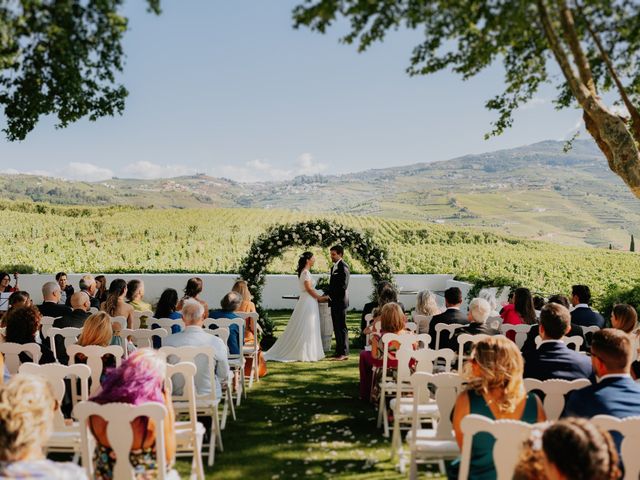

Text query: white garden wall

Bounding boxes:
[17,273,472,311]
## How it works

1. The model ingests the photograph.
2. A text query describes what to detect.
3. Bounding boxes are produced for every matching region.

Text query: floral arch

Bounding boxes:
[238,220,394,337]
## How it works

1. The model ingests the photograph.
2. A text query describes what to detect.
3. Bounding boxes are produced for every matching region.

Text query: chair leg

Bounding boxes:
[391,407,400,459]
[228,387,236,421]
[383,402,390,437]
[409,451,418,480]
[213,408,224,452]
[193,431,205,480]
[207,423,216,467]
[376,388,386,428]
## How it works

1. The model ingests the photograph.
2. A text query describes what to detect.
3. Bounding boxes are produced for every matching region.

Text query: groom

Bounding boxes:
[327,244,350,360]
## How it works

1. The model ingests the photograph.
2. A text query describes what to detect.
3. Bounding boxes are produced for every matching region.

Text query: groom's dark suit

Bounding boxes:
[328,259,350,357]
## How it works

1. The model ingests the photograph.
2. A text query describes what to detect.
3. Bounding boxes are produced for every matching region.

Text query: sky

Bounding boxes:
[0,1,586,183]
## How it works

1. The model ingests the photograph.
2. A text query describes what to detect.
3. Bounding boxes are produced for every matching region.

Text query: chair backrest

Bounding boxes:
[0,342,41,374]
[434,323,464,350]
[166,362,198,431]
[534,335,584,351]
[235,311,258,335]
[409,372,464,440]
[110,315,128,332]
[581,325,600,335]
[411,313,432,334]
[459,414,536,480]
[405,321,418,333]
[120,328,168,352]
[499,324,532,349]
[40,316,57,338]
[74,401,169,480]
[19,362,91,428]
[152,318,185,333]
[364,313,373,323]
[457,333,493,371]
[523,378,590,420]
[486,315,503,330]
[132,310,153,329]
[204,326,230,344]
[591,415,640,479]
[395,344,450,387]
[89,307,99,314]
[67,345,124,395]
[159,345,217,402]
[204,318,244,357]
[45,327,83,362]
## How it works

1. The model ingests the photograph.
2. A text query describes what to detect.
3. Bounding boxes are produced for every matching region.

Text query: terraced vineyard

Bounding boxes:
[2,201,640,303]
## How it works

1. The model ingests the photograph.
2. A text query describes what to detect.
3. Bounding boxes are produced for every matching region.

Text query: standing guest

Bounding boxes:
[0,272,19,293]
[37,281,72,319]
[88,349,176,479]
[449,336,545,479]
[570,285,605,328]
[523,303,593,381]
[232,280,257,345]
[4,306,55,364]
[152,288,182,348]
[209,292,244,355]
[448,298,499,353]
[100,278,134,330]
[501,287,537,342]
[95,275,108,303]
[79,274,101,310]
[176,277,209,318]
[164,299,231,399]
[414,290,441,334]
[0,374,87,479]
[52,292,92,365]
[359,302,408,402]
[126,279,153,312]
[427,287,468,349]
[55,272,74,306]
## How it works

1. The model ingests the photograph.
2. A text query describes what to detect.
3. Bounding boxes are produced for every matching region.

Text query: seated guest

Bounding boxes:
[79,274,101,310]
[74,313,118,376]
[427,287,468,349]
[126,279,153,312]
[522,297,586,354]
[1,291,31,326]
[362,282,404,338]
[4,306,55,364]
[361,281,389,335]
[209,292,244,355]
[52,292,92,364]
[478,288,501,326]
[359,302,407,402]
[570,284,605,328]
[515,418,620,480]
[548,294,570,309]
[55,272,74,306]
[176,277,209,318]
[95,275,108,303]
[533,295,545,319]
[163,299,231,399]
[563,329,640,450]
[0,271,19,293]
[523,303,593,381]
[414,289,441,334]
[100,278,134,330]
[88,349,175,478]
[0,374,87,478]
[38,281,72,318]
[501,288,537,340]
[232,279,257,344]
[450,336,545,479]
[152,288,183,348]
[610,303,638,334]
[448,298,499,353]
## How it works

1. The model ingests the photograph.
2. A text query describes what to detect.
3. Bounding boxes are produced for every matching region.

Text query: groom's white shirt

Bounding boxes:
[331,259,342,274]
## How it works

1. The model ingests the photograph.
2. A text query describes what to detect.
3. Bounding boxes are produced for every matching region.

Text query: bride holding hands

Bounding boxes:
[264,252,327,362]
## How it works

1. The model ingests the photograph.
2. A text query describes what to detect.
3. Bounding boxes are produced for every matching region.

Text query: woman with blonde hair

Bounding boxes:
[414,290,440,334]
[74,313,118,375]
[232,279,257,344]
[449,336,546,479]
[0,374,87,478]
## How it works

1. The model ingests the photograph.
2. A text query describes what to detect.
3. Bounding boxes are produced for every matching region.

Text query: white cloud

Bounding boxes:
[218,153,327,182]
[520,97,548,111]
[65,162,114,182]
[120,161,196,179]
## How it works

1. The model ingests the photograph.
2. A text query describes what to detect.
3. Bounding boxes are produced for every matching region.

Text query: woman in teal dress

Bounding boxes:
[449,336,546,479]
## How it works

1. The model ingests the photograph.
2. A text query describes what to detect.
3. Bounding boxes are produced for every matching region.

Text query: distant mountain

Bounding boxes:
[2,139,639,249]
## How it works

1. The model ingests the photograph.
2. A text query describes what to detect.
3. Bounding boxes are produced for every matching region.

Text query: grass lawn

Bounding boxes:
[174,311,446,479]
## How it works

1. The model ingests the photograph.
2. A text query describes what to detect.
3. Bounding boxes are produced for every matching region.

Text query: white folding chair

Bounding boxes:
[74,401,178,480]
[434,323,464,350]
[88,307,99,314]
[457,333,493,371]
[486,315,502,330]
[0,342,41,374]
[236,311,261,387]
[591,415,640,479]
[407,372,464,479]
[67,345,124,396]
[166,362,205,480]
[412,313,432,335]
[110,315,129,332]
[40,316,58,338]
[204,317,245,406]
[45,327,83,363]
[581,325,600,335]
[132,310,153,329]
[153,318,186,337]
[19,363,91,461]
[405,322,418,333]
[523,378,590,420]
[458,414,536,480]
[534,335,584,351]
[204,327,230,344]
[500,323,532,349]
[120,328,168,355]
[160,345,224,467]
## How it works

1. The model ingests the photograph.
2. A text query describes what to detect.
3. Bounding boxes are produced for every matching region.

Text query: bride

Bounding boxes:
[264,251,326,362]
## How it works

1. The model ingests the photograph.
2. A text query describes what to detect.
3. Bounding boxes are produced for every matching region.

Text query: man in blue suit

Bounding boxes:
[523,302,593,381]
[570,284,605,328]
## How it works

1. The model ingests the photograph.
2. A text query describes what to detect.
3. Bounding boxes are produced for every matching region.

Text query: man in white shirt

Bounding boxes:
[163,299,231,399]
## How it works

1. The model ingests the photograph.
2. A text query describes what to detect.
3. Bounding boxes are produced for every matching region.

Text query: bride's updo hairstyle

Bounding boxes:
[297,252,314,277]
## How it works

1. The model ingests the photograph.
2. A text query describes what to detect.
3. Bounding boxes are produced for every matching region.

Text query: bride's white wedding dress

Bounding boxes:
[264,269,325,362]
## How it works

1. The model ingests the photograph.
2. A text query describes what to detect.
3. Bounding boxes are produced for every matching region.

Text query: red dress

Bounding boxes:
[500,304,523,341]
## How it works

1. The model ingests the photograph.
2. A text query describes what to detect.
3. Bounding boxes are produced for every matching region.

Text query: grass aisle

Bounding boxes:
[176,311,444,480]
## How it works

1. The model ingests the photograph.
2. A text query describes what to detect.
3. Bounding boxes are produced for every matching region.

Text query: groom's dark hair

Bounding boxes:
[330,244,344,256]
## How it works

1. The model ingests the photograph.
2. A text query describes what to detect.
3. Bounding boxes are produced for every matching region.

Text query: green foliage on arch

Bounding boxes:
[238,220,394,337]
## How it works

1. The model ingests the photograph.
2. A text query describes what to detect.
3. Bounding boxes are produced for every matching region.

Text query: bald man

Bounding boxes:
[53,292,92,364]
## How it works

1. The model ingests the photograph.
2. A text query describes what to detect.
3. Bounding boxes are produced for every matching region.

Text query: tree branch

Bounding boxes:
[556,0,596,94]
